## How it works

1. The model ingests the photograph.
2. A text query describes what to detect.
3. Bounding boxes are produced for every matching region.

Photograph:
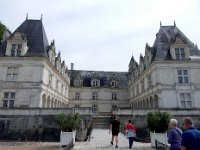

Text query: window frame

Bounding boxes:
[10,44,22,57]
[6,67,18,82]
[75,92,80,100]
[3,92,15,108]
[112,92,117,100]
[175,48,185,60]
[177,69,189,84]
[180,93,192,108]
[92,92,98,100]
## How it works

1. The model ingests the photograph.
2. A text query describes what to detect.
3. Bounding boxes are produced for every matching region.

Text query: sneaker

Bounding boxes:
[110,141,113,145]
[115,145,118,148]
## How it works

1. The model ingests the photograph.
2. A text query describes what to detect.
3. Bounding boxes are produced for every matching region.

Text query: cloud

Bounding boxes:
[1,0,200,71]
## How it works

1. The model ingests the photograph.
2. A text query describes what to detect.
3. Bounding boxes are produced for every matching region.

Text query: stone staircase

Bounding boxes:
[92,116,111,129]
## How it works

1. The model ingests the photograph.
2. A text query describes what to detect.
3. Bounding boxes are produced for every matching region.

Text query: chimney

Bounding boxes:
[71,63,74,71]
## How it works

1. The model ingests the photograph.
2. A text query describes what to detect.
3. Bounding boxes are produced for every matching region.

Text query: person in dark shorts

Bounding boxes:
[109,116,120,148]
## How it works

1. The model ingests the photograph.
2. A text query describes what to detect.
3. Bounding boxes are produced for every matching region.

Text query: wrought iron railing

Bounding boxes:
[155,139,169,150]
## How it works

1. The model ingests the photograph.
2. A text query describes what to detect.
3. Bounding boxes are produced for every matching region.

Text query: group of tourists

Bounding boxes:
[109,116,200,150]
[168,117,200,150]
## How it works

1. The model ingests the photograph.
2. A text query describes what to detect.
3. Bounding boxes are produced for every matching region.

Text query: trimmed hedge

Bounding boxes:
[147,111,170,133]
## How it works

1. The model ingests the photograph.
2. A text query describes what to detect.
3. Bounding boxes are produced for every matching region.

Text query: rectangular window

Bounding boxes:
[6,67,18,82]
[112,92,117,100]
[177,70,188,84]
[175,48,185,60]
[75,105,80,108]
[92,80,99,87]
[11,44,16,50]
[147,75,152,88]
[17,44,22,50]
[10,44,22,56]
[111,81,117,87]
[92,92,98,100]
[141,80,144,92]
[136,85,139,95]
[75,92,80,100]
[16,50,21,56]
[180,93,192,108]
[11,50,15,57]
[61,84,63,94]
[56,79,58,89]
[3,92,15,108]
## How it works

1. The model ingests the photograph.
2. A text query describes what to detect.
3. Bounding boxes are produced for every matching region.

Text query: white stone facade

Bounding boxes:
[128,24,200,109]
[1,19,200,112]
[0,57,70,108]
[69,86,129,113]
[0,19,70,108]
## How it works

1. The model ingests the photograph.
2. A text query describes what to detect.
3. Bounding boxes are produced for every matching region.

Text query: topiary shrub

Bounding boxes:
[147,111,170,133]
[56,113,82,132]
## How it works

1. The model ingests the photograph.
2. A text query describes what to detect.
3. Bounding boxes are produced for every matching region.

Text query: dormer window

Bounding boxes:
[75,80,82,87]
[111,81,117,87]
[10,44,22,57]
[92,80,100,87]
[12,44,16,50]
[175,48,185,60]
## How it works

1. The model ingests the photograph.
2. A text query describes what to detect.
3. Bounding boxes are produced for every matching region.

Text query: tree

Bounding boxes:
[147,111,170,133]
[0,22,6,44]
[56,113,82,132]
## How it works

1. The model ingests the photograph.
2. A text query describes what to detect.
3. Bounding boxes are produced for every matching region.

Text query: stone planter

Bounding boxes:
[150,131,168,147]
[60,130,76,147]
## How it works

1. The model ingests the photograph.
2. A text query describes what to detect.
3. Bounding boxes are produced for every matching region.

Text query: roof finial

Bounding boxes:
[26,13,28,20]
[174,20,176,26]
[40,14,43,21]
[160,21,162,27]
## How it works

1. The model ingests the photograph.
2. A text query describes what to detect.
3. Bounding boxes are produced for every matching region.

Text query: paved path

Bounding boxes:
[72,129,154,150]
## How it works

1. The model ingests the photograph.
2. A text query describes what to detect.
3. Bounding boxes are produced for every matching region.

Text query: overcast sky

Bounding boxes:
[1,0,200,71]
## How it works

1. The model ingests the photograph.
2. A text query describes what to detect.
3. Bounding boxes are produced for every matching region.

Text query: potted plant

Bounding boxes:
[147,111,170,147]
[56,112,82,147]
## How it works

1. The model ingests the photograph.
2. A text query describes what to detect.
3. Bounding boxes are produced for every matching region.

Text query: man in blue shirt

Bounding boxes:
[181,117,200,150]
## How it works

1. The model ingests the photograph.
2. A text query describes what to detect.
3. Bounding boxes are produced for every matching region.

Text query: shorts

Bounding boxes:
[112,130,119,136]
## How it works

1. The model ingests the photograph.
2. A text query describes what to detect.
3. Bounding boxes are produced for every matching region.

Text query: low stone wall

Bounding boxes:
[0,108,92,141]
[1,108,200,141]
[113,108,200,129]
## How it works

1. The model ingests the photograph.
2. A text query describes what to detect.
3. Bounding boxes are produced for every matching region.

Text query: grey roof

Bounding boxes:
[0,19,49,57]
[69,70,128,88]
[152,25,200,61]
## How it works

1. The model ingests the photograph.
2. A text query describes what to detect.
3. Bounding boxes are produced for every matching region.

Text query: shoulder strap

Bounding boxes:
[174,128,182,137]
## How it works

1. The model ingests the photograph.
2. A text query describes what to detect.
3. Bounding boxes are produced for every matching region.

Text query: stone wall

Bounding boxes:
[0,108,92,141]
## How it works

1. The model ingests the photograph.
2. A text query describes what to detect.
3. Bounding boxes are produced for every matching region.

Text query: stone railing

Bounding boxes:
[0,107,94,116]
[112,108,200,116]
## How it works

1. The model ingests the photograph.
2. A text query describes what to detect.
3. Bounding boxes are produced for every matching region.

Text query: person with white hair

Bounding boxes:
[168,118,182,150]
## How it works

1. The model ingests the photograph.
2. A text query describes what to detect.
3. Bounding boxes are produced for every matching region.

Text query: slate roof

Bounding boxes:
[69,70,128,88]
[0,19,49,57]
[152,25,200,61]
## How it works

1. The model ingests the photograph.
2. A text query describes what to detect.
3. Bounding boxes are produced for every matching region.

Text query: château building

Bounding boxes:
[128,22,200,109]
[0,18,70,108]
[68,69,129,113]
[0,18,200,113]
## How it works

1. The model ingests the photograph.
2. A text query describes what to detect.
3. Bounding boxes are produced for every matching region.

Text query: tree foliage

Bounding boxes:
[56,113,82,132]
[0,22,6,43]
[147,111,170,133]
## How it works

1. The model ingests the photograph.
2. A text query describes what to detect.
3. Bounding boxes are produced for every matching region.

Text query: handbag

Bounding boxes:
[127,129,136,137]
